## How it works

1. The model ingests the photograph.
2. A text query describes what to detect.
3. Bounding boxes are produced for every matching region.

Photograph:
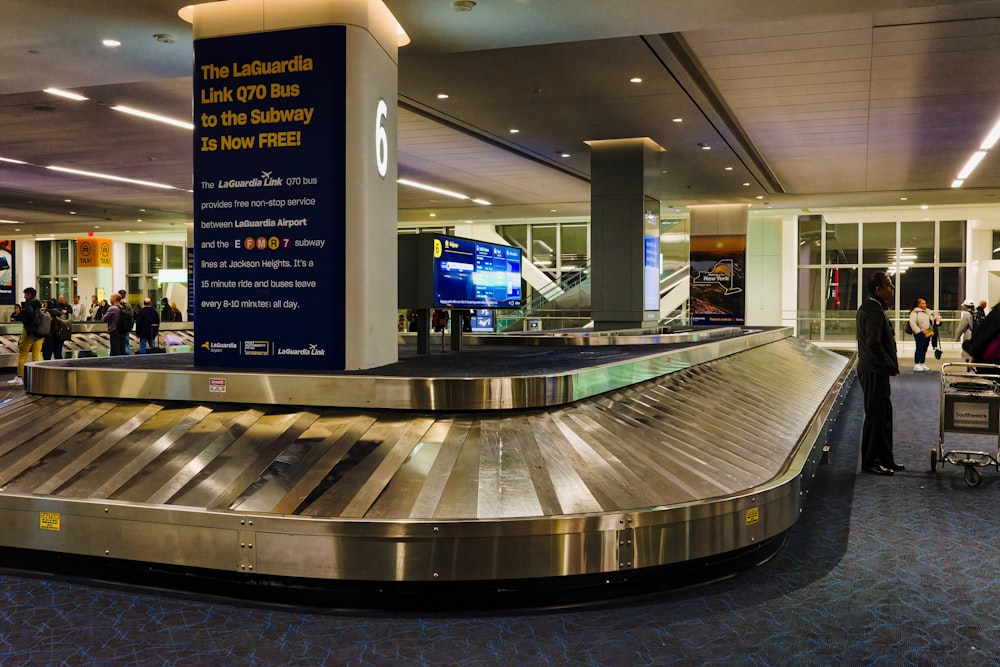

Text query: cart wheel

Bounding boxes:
[931,449,938,473]
[964,466,982,487]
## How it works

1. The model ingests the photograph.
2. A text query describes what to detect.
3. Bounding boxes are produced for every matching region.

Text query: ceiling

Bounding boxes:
[2,0,1000,239]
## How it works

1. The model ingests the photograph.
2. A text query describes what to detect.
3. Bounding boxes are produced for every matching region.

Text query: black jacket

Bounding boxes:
[19,297,41,335]
[856,296,899,376]
[136,305,160,339]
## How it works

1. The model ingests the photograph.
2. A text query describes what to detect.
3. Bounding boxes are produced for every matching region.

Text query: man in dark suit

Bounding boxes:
[856,271,902,476]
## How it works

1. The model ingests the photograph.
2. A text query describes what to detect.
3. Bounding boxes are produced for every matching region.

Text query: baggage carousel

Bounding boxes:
[0,325,853,608]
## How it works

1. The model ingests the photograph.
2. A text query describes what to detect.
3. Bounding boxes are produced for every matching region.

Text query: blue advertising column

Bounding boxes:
[181,0,407,371]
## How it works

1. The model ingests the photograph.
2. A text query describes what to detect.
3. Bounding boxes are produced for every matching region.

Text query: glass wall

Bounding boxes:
[35,240,77,303]
[125,242,186,306]
[797,217,967,341]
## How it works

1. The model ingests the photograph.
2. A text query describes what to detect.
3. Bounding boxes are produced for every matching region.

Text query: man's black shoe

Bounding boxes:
[863,464,894,475]
[890,463,905,471]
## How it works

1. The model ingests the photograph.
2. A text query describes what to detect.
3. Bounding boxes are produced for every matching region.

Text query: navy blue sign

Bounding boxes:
[193,26,346,369]
[432,236,522,309]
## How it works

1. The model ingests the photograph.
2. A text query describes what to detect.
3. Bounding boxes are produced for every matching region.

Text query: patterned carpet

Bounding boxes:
[2,364,1000,666]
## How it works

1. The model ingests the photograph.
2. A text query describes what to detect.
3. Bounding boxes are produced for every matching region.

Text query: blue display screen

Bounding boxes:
[433,236,521,309]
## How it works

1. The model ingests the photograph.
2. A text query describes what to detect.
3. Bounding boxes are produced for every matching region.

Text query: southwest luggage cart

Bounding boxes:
[933,362,1000,487]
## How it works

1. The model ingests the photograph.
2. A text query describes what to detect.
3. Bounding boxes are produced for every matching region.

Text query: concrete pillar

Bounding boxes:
[588,138,664,330]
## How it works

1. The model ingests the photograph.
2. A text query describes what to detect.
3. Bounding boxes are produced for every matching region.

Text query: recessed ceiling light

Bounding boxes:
[429,213,437,217]
[742,182,750,187]
[559,152,571,158]
[629,77,642,83]
[112,105,194,130]
[755,195,764,200]
[672,118,682,123]
[436,93,449,99]
[900,197,907,201]
[701,146,711,150]
[44,88,88,101]
[509,128,519,134]
[920,204,929,210]
[724,167,733,171]
[102,39,122,47]
[958,151,987,180]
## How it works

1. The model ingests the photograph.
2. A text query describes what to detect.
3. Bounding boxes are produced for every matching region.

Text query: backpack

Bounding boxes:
[52,315,72,341]
[973,309,985,331]
[34,308,53,336]
[117,303,134,333]
[904,321,913,335]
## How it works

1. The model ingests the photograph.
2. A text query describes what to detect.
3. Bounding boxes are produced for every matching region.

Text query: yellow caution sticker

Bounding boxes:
[40,511,61,531]
[745,507,759,526]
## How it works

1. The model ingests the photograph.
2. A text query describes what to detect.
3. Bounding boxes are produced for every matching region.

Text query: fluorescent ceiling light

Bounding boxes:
[471,198,491,206]
[46,165,180,190]
[0,157,27,164]
[112,105,194,130]
[102,39,122,47]
[0,219,21,224]
[44,88,88,101]
[952,179,964,188]
[397,178,468,200]
[982,118,1000,150]
[957,151,987,180]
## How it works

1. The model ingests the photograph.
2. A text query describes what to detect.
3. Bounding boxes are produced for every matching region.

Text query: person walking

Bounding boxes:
[907,298,934,371]
[856,272,902,476]
[7,287,44,385]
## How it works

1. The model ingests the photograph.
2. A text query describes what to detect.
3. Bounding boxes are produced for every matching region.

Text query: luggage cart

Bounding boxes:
[933,363,1000,487]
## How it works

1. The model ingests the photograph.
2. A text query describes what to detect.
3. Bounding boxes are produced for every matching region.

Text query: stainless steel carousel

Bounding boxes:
[0,324,852,607]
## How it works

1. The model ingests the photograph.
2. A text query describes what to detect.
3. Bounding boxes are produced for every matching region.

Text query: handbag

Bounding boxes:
[922,328,934,338]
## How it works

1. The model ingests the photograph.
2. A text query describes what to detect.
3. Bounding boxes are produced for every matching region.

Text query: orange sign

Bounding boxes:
[77,238,113,268]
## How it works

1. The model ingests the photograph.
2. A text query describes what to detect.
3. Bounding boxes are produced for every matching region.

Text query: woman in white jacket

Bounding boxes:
[908,298,934,371]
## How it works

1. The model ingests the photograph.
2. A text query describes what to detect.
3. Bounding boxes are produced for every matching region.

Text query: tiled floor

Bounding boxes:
[2,362,1000,665]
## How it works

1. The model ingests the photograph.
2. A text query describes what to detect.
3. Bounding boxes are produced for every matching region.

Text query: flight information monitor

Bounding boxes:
[432,235,522,309]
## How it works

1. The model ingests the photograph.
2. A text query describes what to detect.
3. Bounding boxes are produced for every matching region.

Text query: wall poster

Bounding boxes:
[0,239,14,305]
[690,235,746,325]
[193,26,346,370]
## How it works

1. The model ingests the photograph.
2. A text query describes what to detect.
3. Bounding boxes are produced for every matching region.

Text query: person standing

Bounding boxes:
[7,287,44,385]
[159,297,173,323]
[907,298,934,371]
[135,297,160,354]
[41,299,70,361]
[71,295,87,322]
[856,272,902,476]
[956,300,976,362]
[103,293,125,356]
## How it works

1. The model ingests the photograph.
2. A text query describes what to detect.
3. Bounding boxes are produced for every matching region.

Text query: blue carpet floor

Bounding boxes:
[2,366,1000,666]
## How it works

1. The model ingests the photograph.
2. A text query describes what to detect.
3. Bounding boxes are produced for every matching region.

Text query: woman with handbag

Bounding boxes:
[908,298,935,371]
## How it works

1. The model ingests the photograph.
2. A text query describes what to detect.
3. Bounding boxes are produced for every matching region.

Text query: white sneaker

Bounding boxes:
[914,364,927,372]
[6,376,23,385]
